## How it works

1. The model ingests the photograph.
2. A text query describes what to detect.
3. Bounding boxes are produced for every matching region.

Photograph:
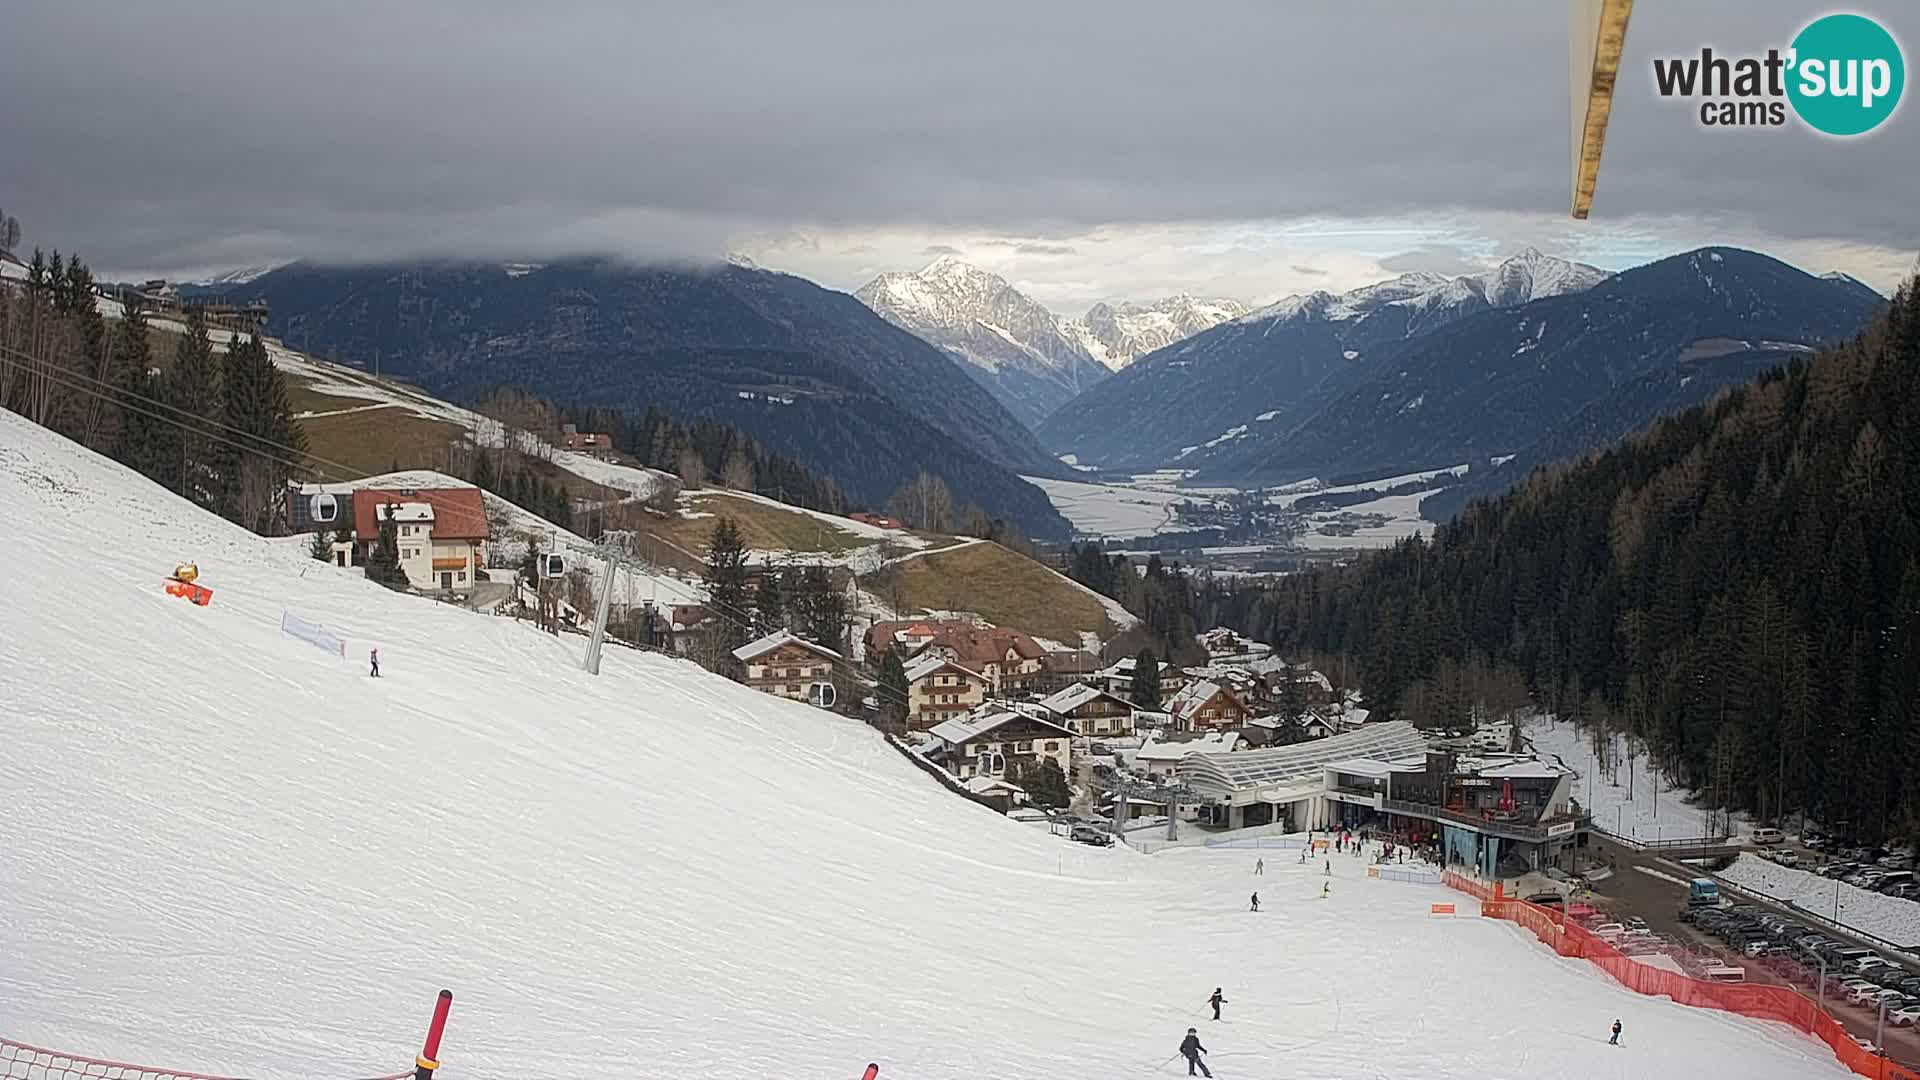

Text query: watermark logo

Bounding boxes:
[1652,12,1904,135]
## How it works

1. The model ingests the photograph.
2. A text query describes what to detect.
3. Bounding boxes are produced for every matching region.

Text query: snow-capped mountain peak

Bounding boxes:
[1481,248,1609,307]
[187,264,284,288]
[1063,293,1247,370]
[855,258,1112,427]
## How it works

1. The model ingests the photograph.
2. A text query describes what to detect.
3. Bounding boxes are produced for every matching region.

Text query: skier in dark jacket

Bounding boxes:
[1209,987,1228,1020]
[1609,1019,1622,1045]
[1249,892,1259,912]
[369,647,381,678]
[1179,1029,1211,1076]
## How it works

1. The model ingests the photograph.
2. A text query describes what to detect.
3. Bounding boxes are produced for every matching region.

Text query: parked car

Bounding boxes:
[1069,824,1114,846]
[1753,827,1786,846]
[1891,1005,1920,1028]
[1843,980,1883,1004]
[1867,966,1912,988]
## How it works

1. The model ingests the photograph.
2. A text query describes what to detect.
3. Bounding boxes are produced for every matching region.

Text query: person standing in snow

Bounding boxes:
[1209,987,1228,1021]
[1179,1029,1211,1077]
[1324,859,1331,876]
[1322,881,1330,899]
[369,647,381,678]
[1249,892,1260,912]
[1609,1019,1622,1045]
[1255,857,1264,875]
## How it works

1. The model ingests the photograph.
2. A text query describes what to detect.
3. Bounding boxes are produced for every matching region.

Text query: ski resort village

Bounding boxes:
[8,253,1919,1080]
[7,3,1920,1077]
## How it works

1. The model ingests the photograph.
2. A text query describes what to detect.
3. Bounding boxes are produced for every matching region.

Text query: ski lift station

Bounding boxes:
[1175,720,1590,877]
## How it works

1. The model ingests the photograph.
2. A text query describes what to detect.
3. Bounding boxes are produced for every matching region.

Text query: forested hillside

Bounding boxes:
[1243,280,1920,841]
[239,260,1071,538]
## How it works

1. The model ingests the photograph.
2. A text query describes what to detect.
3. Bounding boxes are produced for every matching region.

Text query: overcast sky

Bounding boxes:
[2,1,1913,309]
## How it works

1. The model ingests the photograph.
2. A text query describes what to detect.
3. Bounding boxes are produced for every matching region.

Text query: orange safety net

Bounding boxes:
[1439,874,1920,1080]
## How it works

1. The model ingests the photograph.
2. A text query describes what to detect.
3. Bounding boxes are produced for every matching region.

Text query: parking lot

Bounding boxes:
[1575,835,1920,1069]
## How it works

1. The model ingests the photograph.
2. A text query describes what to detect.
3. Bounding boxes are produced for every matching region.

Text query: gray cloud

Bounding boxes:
[920,244,963,257]
[1380,245,1486,276]
[1290,265,1330,277]
[1015,242,1076,256]
[0,1,1912,284]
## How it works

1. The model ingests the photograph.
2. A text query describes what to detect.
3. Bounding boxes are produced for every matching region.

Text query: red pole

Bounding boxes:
[862,1065,879,1080]
[416,990,453,1080]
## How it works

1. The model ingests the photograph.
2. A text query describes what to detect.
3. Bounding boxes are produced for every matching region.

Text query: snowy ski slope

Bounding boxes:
[0,411,1854,1080]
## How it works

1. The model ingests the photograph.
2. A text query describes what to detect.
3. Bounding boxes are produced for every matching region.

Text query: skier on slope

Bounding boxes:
[1209,987,1228,1021]
[1322,882,1330,898]
[1255,857,1264,876]
[1324,859,1331,876]
[369,647,381,678]
[1179,1028,1211,1077]
[1249,892,1260,912]
[1609,1019,1622,1045]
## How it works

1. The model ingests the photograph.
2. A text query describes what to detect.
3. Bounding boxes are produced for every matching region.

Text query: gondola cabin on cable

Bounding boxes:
[731,630,844,706]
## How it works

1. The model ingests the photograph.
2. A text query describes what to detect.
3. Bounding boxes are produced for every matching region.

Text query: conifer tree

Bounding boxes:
[163,309,221,509]
[876,647,911,734]
[217,333,307,533]
[703,516,751,670]
[364,504,408,589]
[108,299,163,479]
[1131,648,1162,710]
[799,564,846,653]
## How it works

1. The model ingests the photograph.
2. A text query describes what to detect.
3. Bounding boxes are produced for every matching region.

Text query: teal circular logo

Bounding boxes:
[1787,14,1905,136]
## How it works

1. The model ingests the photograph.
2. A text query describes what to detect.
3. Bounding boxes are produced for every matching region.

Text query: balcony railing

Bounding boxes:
[1380,798,1591,843]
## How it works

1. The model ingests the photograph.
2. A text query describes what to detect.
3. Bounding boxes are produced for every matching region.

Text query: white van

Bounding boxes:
[1752,827,1785,845]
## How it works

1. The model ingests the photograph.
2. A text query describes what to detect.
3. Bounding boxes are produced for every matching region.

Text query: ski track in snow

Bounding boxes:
[0,411,1855,1079]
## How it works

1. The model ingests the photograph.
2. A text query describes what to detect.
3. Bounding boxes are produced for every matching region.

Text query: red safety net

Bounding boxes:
[1439,873,1920,1080]
[1,1039,411,1080]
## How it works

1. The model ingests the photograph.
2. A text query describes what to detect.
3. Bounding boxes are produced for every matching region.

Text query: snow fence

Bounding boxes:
[280,610,347,658]
[0,1039,409,1080]
[1441,871,1920,1080]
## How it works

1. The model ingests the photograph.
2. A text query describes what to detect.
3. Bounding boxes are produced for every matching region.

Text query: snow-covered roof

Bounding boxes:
[1038,682,1120,714]
[731,629,842,663]
[1166,680,1231,721]
[1477,760,1569,781]
[375,502,435,523]
[1325,757,1423,779]
[928,710,1074,747]
[962,775,1025,796]
[904,654,984,684]
[1135,731,1239,762]
[1179,721,1429,793]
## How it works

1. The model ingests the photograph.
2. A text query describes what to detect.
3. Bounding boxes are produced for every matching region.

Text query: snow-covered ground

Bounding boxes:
[1026,468,1455,550]
[1524,716,1732,842]
[1021,474,1191,538]
[1291,489,1440,550]
[1720,855,1920,949]
[0,412,1858,1080]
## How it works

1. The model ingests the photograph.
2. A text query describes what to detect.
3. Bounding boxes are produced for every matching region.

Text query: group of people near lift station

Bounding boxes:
[1178,829,1627,1073]
[1247,830,1404,912]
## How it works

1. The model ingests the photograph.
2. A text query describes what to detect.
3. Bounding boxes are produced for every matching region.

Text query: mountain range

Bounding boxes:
[1037,249,1610,471]
[1188,247,1883,490]
[855,256,1241,426]
[233,258,1074,538]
